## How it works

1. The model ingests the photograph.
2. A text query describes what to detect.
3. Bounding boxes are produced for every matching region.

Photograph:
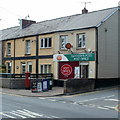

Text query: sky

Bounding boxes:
[0,0,119,30]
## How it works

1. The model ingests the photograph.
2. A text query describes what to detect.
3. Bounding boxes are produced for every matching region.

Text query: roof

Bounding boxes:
[0,7,118,41]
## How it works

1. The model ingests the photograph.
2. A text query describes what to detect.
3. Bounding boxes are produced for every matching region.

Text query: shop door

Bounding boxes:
[80,65,88,78]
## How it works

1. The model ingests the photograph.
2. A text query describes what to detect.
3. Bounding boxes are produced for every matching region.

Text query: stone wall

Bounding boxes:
[64,79,95,94]
[0,78,25,89]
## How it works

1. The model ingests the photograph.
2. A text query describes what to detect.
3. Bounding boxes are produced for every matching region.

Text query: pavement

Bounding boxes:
[1,87,64,97]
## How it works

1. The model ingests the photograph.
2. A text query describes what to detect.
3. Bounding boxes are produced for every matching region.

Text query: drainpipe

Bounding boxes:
[13,39,15,74]
[95,27,98,88]
[36,36,39,78]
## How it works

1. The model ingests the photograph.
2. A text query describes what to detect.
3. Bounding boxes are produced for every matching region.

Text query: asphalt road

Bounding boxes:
[0,87,119,119]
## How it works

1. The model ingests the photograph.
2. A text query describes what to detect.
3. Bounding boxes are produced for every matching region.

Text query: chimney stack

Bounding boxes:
[82,8,88,14]
[19,19,36,29]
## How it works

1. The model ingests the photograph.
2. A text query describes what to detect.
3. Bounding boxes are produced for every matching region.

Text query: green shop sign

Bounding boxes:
[53,53,95,61]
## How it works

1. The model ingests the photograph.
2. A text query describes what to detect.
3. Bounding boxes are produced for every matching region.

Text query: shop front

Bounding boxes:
[53,53,95,79]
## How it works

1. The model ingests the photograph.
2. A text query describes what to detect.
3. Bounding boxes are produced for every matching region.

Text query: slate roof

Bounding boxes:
[0,7,118,41]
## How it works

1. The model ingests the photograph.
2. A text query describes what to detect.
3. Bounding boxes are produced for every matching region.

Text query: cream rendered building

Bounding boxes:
[0,7,119,82]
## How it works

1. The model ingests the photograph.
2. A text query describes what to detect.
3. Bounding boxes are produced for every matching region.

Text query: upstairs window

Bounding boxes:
[77,34,86,48]
[7,43,11,55]
[60,35,68,49]
[26,40,31,54]
[40,38,52,48]
[40,64,51,74]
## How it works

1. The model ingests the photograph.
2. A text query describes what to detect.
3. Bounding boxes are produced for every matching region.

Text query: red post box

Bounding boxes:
[25,72,31,89]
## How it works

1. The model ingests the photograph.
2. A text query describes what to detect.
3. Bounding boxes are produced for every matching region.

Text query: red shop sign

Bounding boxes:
[61,64,72,76]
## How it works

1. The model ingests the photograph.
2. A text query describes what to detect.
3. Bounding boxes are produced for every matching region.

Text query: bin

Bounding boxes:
[42,79,49,92]
[31,79,42,93]
[47,77,53,90]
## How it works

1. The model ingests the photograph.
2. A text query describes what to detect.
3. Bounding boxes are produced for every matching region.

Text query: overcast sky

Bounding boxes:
[0,0,119,30]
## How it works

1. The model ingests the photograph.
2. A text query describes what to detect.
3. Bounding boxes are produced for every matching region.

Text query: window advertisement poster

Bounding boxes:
[37,82,42,92]
[74,67,80,78]
[42,80,48,91]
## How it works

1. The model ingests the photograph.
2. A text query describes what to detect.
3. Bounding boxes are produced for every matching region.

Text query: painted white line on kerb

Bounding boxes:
[0,112,16,118]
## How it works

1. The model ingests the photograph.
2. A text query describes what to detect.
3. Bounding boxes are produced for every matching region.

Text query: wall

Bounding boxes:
[0,41,2,65]
[15,37,36,57]
[98,11,119,78]
[64,79,95,93]
[53,28,96,79]
[0,78,25,89]
[118,9,120,78]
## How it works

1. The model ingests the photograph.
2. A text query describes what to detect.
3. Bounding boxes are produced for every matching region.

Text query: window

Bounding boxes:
[7,43,11,55]
[7,62,12,73]
[26,40,31,54]
[77,34,86,48]
[27,62,32,73]
[40,38,52,48]
[40,64,51,74]
[21,63,26,74]
[60,35,68,49]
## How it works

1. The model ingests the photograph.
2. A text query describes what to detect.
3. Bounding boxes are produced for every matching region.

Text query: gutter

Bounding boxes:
[96,8,118,27]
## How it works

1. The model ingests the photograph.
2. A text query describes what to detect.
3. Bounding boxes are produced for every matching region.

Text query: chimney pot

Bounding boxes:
[82,8,88,14]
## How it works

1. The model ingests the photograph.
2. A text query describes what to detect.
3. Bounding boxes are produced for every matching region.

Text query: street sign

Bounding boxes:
[53,53,95,62]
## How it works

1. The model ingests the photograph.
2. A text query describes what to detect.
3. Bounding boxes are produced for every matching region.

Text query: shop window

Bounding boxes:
[7,43,11,55]
[27,62,32,73]
[77,33,86,48]
[21,63,26,74]
[40,64,51,74]
[26,40,31,54]
[7,62,12,73]
[60,35,68,49]
[40,38,52,48]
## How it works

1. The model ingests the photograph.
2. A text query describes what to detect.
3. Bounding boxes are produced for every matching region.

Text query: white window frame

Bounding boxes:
[60,35,68,50]
[77,33,86,48]
[40,38,52,48]
[40,64,51,74]
[27,62,32,73]
[7,43,11,55]
[26,40,31,54]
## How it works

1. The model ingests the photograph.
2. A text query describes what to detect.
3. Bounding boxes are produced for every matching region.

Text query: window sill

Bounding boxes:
[25,53,31,56]
[40,47,52,49]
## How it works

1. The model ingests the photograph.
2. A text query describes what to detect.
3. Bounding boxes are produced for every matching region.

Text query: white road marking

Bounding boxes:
[0,112,16,118]
[39,97,46,100]
[97,107,109,110]
[10,111,27,118]
[104,106,115,109]
[104,99,119,102]
[23,109,43,117]
[49,99,57,102]
[16,110,36,118]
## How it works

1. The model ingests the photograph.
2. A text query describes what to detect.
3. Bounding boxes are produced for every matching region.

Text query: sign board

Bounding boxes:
[61,64,72,76]
[53,53,95,62]
[59,61,79,79]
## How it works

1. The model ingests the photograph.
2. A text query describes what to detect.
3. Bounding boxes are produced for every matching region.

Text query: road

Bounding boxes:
[0,87,119,119]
